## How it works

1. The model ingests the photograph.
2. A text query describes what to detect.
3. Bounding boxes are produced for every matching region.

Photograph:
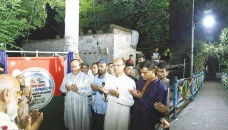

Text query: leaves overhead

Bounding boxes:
[0,0,64,50]
[79,0,170,50]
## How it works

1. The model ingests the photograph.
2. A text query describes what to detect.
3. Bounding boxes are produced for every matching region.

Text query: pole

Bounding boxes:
[190,0,195,76]
[64,0,79,52]
[183,59,185,78]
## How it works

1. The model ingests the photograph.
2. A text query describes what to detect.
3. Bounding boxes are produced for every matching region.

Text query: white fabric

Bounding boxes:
[11,69,22,77]
[87,70,94,84]
[60,72,92,130]
[131,30,139,48]
[104,74,135,130]
[0,112,18,130]
[152,52,160,63]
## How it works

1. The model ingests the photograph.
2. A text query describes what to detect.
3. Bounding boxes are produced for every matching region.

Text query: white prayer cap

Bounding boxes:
[12,69,22,77]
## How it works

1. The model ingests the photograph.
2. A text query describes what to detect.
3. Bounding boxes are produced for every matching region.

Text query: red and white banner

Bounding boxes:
[7,57,65,109]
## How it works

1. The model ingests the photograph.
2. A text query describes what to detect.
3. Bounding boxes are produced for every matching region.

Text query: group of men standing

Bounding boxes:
[60,54,170,130]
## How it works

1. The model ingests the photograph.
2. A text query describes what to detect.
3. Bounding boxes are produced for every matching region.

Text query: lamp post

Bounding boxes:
[190,0,215,76]
[190,0,195,76]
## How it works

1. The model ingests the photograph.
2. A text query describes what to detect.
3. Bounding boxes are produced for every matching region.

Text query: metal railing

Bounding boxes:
[221,72,228,90]
[171,71,205,119]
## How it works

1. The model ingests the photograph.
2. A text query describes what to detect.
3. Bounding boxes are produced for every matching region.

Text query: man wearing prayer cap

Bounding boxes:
[12,69,33,128]
[0,74,43,130]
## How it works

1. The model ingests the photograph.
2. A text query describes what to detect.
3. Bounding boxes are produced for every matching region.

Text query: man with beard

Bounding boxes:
[91,59,111,130]
[155,62,170,116]
[0,74,43,130]
[12,69,33,128]
[60,59,92,130]
[155,62,170,129]
[129,60,168,130]
[156,62,170,87]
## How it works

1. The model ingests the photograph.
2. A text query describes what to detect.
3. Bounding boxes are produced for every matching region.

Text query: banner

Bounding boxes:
[7,57,65,109]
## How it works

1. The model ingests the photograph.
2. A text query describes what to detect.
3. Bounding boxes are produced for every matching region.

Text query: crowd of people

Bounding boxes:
[60,51,171,130]
[0,48,171,130]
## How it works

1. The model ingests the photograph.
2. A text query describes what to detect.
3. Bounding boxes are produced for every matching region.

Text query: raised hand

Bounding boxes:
[71,84,78,92]
[154,102,169,117]
[109,88,119,98]
[99,86,108,94]
[23,86,32,96]
[65,84,71,91]
[25,109,43,130]
[160,118,170,129]
[129,87,142,98]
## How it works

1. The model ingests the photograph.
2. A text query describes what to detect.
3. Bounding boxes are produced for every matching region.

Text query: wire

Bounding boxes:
[46,21,64,37]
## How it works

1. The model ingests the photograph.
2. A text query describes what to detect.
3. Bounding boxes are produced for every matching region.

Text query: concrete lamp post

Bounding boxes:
[190,0,215,76]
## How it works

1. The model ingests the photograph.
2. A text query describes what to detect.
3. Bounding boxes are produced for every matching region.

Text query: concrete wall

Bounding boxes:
[22,39,65,56]
[78,34,114,65]
[22,25,137,66]
[113,28,136,63]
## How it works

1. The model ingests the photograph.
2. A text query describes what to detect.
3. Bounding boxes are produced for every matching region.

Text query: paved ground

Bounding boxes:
[170,80,228,130]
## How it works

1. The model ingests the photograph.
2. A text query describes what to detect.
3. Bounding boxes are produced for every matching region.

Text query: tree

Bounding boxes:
[0,0,30,50]
[219,27,228,72]
[78,0,170,58]
[0,0,64,50]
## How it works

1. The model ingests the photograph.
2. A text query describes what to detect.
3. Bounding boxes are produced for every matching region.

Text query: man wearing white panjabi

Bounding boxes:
[60,59,92,130]
[103,58,135,130]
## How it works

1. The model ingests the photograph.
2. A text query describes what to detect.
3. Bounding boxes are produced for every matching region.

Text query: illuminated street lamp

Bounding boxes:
[190,0,215,76]
[203,15,215,28]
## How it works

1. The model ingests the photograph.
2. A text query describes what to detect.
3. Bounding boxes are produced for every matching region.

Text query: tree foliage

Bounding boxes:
[78,0,170,56]
[0,0,64,50]
[0,0,30,50]
[219,27,228,72]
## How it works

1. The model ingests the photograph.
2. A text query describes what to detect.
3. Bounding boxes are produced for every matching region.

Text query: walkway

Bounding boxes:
[170,80,228,130]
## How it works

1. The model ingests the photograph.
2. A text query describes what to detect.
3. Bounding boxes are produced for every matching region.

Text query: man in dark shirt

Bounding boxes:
[130,60,168,130]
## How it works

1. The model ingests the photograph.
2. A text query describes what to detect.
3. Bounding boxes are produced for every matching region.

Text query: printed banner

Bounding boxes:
[7,57,65,109]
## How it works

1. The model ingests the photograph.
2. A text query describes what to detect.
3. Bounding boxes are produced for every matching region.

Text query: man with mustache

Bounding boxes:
[0,74,43,130]
[60,59,92,130]
[130,60,168,130]
[12,69,33,129]
[91,59,111,130]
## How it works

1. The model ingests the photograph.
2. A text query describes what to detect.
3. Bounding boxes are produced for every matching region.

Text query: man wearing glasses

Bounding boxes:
[0,74,43,130]
[103,58,135,130]
[60,59,92,130]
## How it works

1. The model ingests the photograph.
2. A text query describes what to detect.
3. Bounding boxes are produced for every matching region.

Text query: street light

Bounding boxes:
[190,0,215,76]
[203,15,215,27]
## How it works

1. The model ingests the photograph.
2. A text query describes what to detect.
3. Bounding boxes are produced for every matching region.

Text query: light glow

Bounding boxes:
[11,61,15,66]
[203,15,215,28]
